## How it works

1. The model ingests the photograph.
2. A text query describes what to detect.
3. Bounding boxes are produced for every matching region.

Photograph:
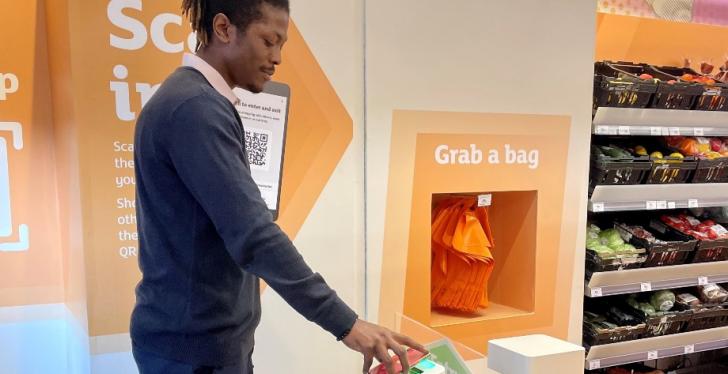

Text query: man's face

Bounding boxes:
[226,3,289,93]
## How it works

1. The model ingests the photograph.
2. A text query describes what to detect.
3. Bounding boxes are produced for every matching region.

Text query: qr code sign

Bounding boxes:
[244,128,273,171]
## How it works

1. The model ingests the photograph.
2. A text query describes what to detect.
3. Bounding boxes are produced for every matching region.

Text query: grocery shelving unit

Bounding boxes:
[585,261,728,297]
[589,183,728,213]
[593,107,728,137]
[586,84,728,370]
[585,326,728,370]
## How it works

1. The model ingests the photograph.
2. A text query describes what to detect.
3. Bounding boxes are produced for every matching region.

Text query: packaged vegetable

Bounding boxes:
[600,145,633,159]
[607,306,640,326]
[638,302,657,316]
[698,284,728,304]
[675,293,700,308]
[668,136,699,156]
[586,238,601,250]
[650,290,676,312]
[624,225,656,242]
[593,245,616,259]
[599,229,625,248]
[614,243,637,254]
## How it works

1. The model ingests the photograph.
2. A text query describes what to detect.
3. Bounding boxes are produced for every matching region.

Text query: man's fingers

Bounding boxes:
[390,341,409,372]
[393,332,428,354]
[375,344,395,374]
[362,353,374,373]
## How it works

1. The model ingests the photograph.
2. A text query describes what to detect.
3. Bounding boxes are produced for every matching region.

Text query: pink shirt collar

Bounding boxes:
[182,53,239,106]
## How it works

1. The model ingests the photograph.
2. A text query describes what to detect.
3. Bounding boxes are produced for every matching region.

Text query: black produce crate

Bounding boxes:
[583,322,646,346]
[645,156,698,184]
[628,307,693,338]
[586,249,646,275]
[646,65,703,110]
[654,219,728,263]
[594,61,658,109]
[680,305,728,332]
[590,151,652,189]
[617,221,697,267]
[691,237,728,263]
[653,65,728,111]
[692,157,728,183]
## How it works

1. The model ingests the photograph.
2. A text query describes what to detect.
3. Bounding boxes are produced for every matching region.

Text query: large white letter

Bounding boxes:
[108,0,147,50]
[0,74,19,101]
[435,145,450,165]
[151,13,183,53]
[110,65,135,121]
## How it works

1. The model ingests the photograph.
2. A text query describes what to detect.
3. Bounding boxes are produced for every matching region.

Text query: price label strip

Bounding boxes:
[688,199,699,208]
[684,344,695,354]
[588,360,601,370]
[592,203,605,213]
[668,201,676,209]
[693,128,705,136]
[641,282,652,292]
[669,127,681,136]
[647,350,659,360]
[618,126,631,135]
[698,276,709,286]
[657,201,667,210]
[646,201,658,210]
[591,287,603,297]
[651,127,662,136]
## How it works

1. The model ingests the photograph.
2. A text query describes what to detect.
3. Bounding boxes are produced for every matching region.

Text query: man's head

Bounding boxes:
[183,0,289,93]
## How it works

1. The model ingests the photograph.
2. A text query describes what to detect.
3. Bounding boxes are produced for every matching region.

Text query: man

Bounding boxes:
[131,0,425,373]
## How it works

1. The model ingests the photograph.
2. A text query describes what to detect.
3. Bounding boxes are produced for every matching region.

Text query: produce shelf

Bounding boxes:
[585,326,728,370]
[593,107,728,137]
[589,183,728,213]
[585,261,728,297]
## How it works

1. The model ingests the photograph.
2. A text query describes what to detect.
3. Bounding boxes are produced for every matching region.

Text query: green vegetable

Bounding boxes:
[593,245,616,259]
[651,290,676,312]
[588,224,601,234]
[598,228,625,248]
[586,238,601,250]
[587,231,599,240]
[614,243,637,254]
[638,302,657,316]
[607,237,625,249]
[601,145,632,159]
[599,228,622,241]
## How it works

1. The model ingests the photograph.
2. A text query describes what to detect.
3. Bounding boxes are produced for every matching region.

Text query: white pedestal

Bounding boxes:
[487,334,584,374]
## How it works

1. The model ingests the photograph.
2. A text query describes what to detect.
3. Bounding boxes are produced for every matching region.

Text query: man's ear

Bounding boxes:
[211,13,234,44]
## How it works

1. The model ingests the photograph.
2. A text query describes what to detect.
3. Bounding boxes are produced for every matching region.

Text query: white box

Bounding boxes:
[487,334,584,374]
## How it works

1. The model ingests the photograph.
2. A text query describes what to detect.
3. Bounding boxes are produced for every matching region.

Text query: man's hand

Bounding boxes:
[342,319,428,374]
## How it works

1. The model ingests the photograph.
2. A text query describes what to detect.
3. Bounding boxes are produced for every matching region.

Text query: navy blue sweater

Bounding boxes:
[131,67,357,366]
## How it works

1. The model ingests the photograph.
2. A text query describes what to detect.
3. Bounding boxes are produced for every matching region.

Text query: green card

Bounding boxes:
[425,339,472,374]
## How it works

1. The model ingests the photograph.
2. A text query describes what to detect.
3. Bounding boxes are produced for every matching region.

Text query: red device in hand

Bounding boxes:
[369,348,429,374]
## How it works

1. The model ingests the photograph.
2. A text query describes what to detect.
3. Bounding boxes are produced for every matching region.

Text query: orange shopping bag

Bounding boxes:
[431,197,495,313]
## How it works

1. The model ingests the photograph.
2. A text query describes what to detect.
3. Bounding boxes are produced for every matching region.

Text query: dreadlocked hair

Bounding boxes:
[182,0,289,51]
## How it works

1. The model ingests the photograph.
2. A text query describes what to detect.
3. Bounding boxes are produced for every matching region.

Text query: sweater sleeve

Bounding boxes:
[162,94,357,338]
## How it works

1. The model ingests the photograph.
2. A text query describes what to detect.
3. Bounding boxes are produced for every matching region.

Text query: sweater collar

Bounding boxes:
[182,53,240,106]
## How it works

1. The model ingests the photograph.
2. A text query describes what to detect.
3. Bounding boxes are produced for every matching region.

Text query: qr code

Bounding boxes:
[244,128,273,171]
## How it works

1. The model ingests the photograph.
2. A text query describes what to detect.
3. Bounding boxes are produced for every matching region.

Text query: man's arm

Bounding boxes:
[164,96,356,337]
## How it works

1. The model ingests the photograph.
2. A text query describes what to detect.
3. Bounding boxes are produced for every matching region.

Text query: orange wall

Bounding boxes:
[0,0,64,306]
[596,12,728,68]
[380,111,573,355]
